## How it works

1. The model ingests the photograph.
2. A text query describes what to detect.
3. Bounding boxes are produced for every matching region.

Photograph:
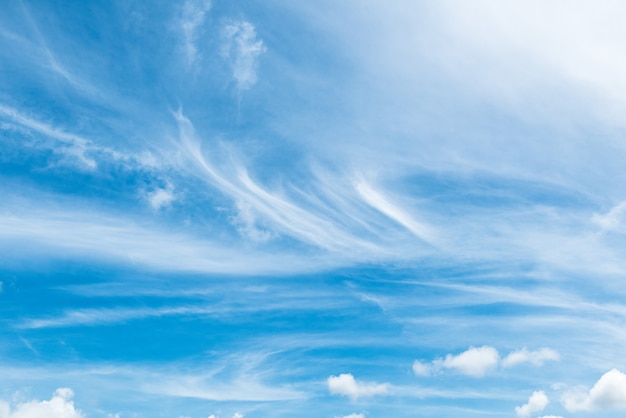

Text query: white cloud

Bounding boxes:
[232,414,244,418]
[538,416,563,418]
[221,20,266,90]
[327,373,389,400]
[335,414,365,418]
[562,368,626,412]
[231,199,274,242]
[17,305,223,329]
[593,201,626,232]
[412,360,431,377]
[174,109,386,255]
[179,0,211,67]
[146,182,176,210]
[355,180,436,244]
[0,104,96,170]
[416,346,559,378]
[515,390,549,417]
[0,388,84,418]
[434,346,499,377]
[0,203,338,275]
[502,347,560,368]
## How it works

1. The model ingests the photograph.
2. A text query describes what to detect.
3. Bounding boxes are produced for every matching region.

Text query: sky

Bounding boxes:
[1,1,626,417]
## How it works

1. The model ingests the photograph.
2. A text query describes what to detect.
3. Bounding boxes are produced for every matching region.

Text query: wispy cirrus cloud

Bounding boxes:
[0,104,164,172]
[0,204,336,275]
[355,179,437,244]
[178,0,212,67]
[0,104,96,169]
[16,305,219,329]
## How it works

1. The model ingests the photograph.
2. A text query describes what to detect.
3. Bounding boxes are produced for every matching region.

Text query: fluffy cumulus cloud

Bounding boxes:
[502,348,560,368]
[414,346,560,377]
[0,388,84,418]
[327,373,389,400]
[434,346,500,377]
[562,369,626,412]
[221,20,266,90]
[515,391,549,417]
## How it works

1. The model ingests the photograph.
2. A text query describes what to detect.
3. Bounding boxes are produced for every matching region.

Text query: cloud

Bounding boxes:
[592,201,626,232]
[502,348,560,368]
[0,388,84,418]
[0,204,336,275]
[147,183,176,210]
[16,305,221,329]
[173,109,384,254]
[538,416,563,418]
[515,391,549,417]
[0,104,163,172]
[412,360,431,377]
[355,180,436,244]
[415,346,560,377]
[562,368,626,412]
[221,20,266,90]
[230,199,274,242]
[434,346,499,377]
[204,415,242,418]
[0,104,96,170]
[147,367,305,402]
[327,373,389,400]
[179,0,212,67]
[335,414,365,418]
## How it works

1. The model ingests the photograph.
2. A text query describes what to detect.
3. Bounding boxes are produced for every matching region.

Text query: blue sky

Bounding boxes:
[2,1,626,417]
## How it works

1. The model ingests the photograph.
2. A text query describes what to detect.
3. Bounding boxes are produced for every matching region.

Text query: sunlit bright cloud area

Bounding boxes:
[2,1,626,417]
